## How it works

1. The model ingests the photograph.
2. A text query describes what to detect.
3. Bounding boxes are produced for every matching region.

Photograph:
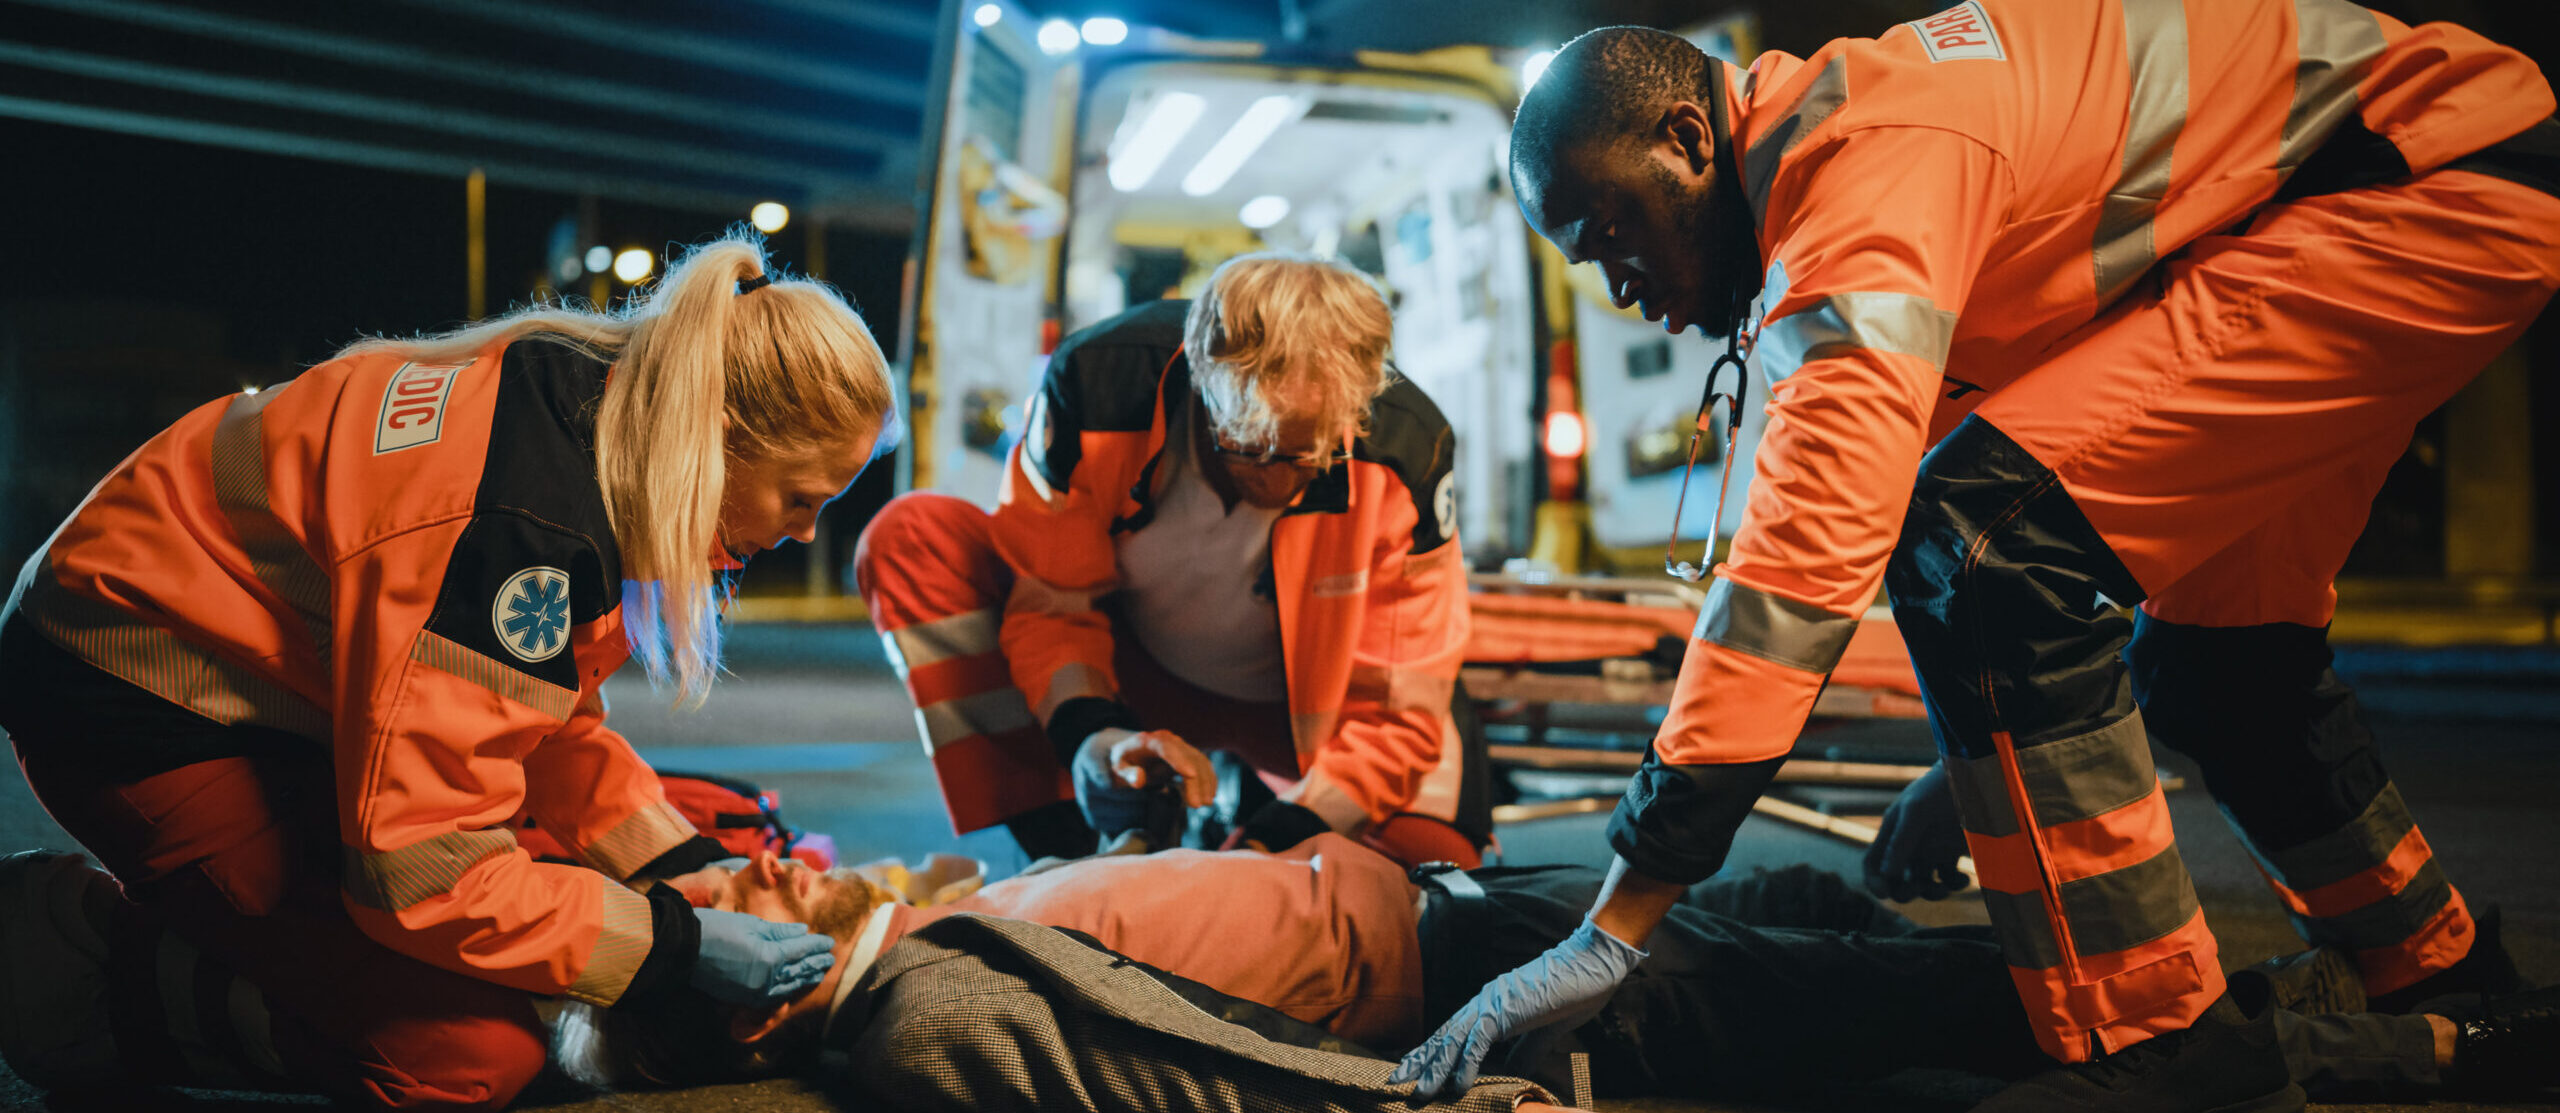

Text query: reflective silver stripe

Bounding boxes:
[1033,661,1110,721]
[210,387,335,671]
[1755,289,1958,384]
[885,609,1001,675]
[1950,714,2157,838]
[343,828,518,911]
[1980,885,2066,969]
[580,800,697,880]
[409,629,577,720]
[914,687,1039,755]
[1345,664,1457,713]
[2280,0,2386,173]
[1984,842,2203,969]
[2093,0,2190,311]
[2254,782,2417,892]
[1692,577,1858,673]
[566,879,655,1006]
[1742,55,1850,224]
[1292,709,1342,751]
[2296,860,2453,951]
[15,558,329,739]
[1008,573,1103,618]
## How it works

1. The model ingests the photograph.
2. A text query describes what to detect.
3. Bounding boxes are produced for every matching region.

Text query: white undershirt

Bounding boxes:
[1111,400,1289,702]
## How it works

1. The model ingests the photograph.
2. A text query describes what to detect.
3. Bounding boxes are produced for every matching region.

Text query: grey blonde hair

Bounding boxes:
[339,231,898,706]
[1182,252,1395,459]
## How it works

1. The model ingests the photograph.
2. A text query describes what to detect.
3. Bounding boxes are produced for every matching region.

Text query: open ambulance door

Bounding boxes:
[904,11,1546,560]
[900,0,1080,498]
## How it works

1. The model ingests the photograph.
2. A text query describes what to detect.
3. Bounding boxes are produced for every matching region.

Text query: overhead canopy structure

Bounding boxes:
[0,0,1747,229]
[1,0,946,227]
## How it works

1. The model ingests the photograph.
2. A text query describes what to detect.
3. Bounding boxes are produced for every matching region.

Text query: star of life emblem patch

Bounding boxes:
[1433,470,1458,541]
[493,566,571,663]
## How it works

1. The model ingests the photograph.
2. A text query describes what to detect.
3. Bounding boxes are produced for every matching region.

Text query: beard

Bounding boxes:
[785,869,895,940]
[1649,154,1753,339]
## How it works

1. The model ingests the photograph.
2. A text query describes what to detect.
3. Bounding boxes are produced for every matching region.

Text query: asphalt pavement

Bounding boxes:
[1,621,2553,1112]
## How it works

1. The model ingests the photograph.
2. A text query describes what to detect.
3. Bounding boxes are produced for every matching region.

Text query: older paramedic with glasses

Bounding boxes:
[855,252,1493,868]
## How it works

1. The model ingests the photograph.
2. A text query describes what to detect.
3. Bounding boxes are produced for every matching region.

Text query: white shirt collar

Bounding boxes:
[821,902,899,1039]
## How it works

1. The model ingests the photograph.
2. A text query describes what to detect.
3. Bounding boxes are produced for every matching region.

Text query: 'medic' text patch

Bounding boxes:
[1908,1,2006,63]
[375,361,465,454]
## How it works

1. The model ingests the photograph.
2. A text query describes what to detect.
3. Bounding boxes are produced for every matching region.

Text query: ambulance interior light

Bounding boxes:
[1037,18,1080,55]
[1181,94,1299,197]
[1108,91,1207,192]
[1081,17,1127,46]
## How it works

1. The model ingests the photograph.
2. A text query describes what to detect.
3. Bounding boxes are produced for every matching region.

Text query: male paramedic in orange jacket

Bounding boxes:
[856,252,1490,868]
[1397,4,2560,1111]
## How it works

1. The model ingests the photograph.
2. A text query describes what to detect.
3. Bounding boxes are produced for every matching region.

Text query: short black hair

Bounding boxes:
[1512,26,1716,191]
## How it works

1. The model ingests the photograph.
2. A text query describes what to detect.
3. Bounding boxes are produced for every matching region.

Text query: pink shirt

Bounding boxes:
[881,834,1426,1047]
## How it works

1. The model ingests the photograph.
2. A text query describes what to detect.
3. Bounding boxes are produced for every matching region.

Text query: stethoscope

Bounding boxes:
[1664,53,1761,584]
[1663,322,1752,583]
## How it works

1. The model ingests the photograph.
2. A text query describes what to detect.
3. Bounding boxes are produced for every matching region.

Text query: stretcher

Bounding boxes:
[1462,572,1947,862]
[1462,570,1927,740]
[1462,573,2178,872]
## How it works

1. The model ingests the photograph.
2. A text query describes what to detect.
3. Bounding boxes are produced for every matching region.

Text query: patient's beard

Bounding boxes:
[793,869,896,941]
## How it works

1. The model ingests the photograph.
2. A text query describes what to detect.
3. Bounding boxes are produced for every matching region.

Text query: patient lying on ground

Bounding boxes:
[556,837,2551,1108]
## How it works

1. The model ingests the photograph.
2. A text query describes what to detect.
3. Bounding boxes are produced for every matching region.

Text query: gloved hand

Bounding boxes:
[688,907,837,1005]
[1863,760,1973,902]
[1072,727,1216,838]
[1390,917,1645,1097]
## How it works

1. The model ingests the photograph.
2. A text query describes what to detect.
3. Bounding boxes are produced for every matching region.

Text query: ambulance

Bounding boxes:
[894,1,1764,570]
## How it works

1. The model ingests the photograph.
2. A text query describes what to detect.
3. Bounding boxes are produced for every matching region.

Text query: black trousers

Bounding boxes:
[1414,864,2440,1101]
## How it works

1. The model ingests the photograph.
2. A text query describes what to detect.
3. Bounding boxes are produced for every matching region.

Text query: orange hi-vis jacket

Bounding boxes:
[6,340,699,1006]
[994,300,1473,834]
[1656,0,2554,770]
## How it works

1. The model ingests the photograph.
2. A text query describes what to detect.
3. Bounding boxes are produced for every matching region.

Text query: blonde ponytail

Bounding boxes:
[342,230,897,707]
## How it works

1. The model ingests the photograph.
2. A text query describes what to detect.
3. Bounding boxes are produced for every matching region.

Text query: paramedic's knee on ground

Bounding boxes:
[856,253,1491,867]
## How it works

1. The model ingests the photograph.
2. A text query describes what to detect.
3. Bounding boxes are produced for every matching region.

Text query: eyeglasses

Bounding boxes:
[1208,438,1354,470]
[1665,340,1751,583]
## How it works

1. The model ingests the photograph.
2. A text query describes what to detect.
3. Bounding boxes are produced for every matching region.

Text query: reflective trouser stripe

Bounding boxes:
[877,613,1067,834]
[881,609,1002,677]
[1951,711,2223,1061]
[2248,782,2476,993]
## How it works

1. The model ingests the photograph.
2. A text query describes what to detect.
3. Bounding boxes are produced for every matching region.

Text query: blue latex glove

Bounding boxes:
[1072,727,1214,838]
[1390,917,1645,1097]
[688,907,837,1005]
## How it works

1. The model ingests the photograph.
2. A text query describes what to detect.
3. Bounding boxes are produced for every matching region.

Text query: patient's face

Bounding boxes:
[668,852,879,939]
